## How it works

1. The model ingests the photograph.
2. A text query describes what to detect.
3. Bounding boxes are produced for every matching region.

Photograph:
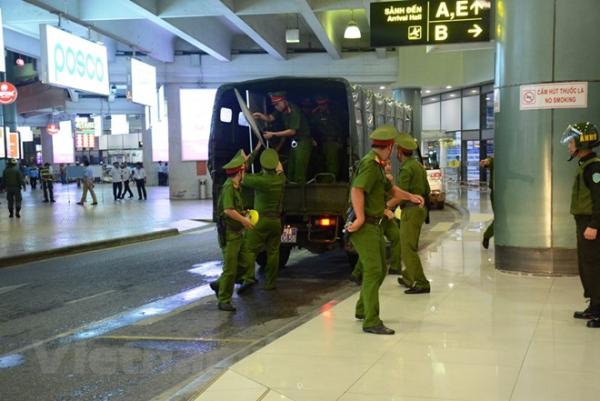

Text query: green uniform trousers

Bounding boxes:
[218,230,244,304]
[575,215,600,309]
[400,207,429,289]
[483,189,494,241]
[240,216,282,288]
[351,217,401,279]
[288,138,312,184]
[322,140,340,180]
[351,223,387,329]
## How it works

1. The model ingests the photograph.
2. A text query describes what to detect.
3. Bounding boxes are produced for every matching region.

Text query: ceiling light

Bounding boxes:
[449,94,456,97]
[379,85,386,90]
[425,90,431,94]
[344,10,361,39]
[446,85,452,89]
[471,89,478,94]
[286,29,300,44]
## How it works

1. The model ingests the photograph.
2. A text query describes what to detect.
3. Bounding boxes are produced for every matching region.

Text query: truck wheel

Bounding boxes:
[256,246,292,269]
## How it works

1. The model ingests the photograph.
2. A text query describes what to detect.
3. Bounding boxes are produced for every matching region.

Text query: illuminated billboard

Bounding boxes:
[52,121,75,163]
[40,25,110,96]
[130,58,157,106]
[180,88,217,161]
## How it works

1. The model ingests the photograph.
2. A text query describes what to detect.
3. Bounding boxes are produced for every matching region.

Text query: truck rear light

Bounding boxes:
[316,217,333,227]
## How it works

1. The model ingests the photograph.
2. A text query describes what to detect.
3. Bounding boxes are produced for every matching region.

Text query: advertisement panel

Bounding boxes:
[180,88,217,161]
[0,128,4,157]
[7,131,20,159]
[130,58,157,106]
[40,25,110,96]
[0,9,5,73]
[52,121,75,163]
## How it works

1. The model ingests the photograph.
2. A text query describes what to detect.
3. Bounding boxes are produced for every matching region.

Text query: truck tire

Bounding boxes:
[256,245,293,269]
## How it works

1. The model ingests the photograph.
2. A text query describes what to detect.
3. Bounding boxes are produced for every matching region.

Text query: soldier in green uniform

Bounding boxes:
[480,156,495,249]
[349,160,402,283]
[211,150,255,312]
[346,125,424,335]
[2,159,25,218]
[238,148,286,292]
[253,92,313,184]
[561,122,600,328]
[395,133,431,294]
[312,95,343,180]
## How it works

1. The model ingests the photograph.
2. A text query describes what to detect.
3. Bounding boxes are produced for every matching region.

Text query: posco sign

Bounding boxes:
[40,25,110,96]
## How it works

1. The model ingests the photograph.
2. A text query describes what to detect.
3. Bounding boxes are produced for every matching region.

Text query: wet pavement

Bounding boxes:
[0,204,461,401]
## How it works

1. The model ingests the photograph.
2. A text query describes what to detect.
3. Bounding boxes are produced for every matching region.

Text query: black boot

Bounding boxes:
[16,208,21,218]
[9,209,13,218]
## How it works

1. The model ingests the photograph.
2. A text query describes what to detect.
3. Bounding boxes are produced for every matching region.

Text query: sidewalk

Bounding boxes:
[0,183,213,265]
[187,187,599,401]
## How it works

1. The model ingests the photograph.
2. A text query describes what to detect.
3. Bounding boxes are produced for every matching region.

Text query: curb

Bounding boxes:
[0,228,180,268]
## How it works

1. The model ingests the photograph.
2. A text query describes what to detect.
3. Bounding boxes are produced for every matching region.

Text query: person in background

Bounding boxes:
[2,159,25,218]
[157,161,165,186]
[40,162,55,203]
[480,156,495,249]
[134,162,147,200]
[59,163,67,184]
[111,162,123,201]
[29,164,39,189]
[120,162,134,199]
[76,160,98,206]
[164,162,169,186]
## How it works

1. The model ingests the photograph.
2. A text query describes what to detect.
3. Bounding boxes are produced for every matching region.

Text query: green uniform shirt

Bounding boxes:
[273,103,310,139]
[397,157,430,196]
[352,150,391,217]
[311,109,342,141]
[218,178,244,230]
[2,166,24,189]
[571,155,600,229]
[242,171,286,214]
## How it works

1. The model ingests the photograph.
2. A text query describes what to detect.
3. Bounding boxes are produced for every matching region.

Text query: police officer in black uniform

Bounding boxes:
[561,122,600,328]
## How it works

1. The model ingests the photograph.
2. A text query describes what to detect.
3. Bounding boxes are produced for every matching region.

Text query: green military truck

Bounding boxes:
[208,77,412,267]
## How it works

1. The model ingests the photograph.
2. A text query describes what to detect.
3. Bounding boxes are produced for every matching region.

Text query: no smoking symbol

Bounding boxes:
[522,90,536,105]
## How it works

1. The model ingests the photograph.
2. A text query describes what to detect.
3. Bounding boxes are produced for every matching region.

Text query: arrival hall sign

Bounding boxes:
[371,0,491,47]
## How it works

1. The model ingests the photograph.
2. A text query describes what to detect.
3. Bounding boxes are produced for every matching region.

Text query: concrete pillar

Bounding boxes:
[393,88,422,140]
[494,0,600,274]
[142,109,158,186]
[40,128,54,164]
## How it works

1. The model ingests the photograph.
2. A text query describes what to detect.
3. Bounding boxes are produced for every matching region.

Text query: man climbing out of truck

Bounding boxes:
[311,94,344,181]
[252,91,313,184]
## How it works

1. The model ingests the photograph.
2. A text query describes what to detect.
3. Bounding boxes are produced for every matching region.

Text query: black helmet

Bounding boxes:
[561,122,600,150]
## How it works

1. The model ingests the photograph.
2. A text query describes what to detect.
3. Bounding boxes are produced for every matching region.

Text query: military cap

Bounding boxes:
[7,158,17,165]
[269,91,287,104]
[315,94,330,104]
[260,148,279,170]
[395,132,418,150]
[369,124,399,145]
[223,150,246,174]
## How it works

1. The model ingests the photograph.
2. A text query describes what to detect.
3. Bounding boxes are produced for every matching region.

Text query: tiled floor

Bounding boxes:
[192,187,599,401]
[0,184,213,258]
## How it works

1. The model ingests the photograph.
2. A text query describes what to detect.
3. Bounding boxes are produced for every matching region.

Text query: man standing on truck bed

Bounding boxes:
[238,148,286,292]
[253,91,312,184]
[346,125,424,335]
[396,133,431,294]
[311,94,343,181]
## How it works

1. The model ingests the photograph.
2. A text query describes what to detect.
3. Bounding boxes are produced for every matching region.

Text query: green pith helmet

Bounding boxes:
[561,122,600,150]
[369,124,399,141]
[260,148,279,170]
[7,158,17,165]
[395,132,418,150]
[222,150,246,172]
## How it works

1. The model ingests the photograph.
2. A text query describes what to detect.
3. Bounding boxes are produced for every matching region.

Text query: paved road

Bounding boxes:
[0,206,459,401]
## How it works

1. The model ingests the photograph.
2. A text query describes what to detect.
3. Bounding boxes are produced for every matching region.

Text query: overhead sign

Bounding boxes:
[130,58,157,106]
[0,81,17,104]
[520,82,588,110]
[40,25,110,96]
[75,134,95,149]
[370,0,491,47]
[0,9,5,73]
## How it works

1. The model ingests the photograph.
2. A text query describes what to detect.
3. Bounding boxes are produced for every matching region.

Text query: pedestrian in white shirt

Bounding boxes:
[110,162,123,201]
[77,160,98,205]
[120,162,134,199]
[134,162,147,200]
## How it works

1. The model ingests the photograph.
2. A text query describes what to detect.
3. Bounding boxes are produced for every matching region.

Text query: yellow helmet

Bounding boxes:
[247,209,260,225]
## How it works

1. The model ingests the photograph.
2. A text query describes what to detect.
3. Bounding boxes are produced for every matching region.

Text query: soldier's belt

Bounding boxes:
[400,201,419,210]
[364,215,384,225]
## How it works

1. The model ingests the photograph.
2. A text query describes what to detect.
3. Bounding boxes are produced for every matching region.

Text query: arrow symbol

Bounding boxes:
[470,0,484,15]
[468,24,483,37]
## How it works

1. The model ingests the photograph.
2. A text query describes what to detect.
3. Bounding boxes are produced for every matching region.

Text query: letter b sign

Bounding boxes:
[435,25,448,41]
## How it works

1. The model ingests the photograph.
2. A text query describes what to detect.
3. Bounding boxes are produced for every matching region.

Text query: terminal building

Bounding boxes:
[0,1,599,401]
